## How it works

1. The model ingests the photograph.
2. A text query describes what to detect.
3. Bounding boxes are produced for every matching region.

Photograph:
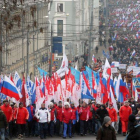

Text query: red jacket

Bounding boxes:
[107,108,117,122]
[92,104,98,111]
[119,105,132,121]
[71,107,77,120]
[56,106,62,122]
[79,107,89,121]
[50,107,56,121]
[1,104,12,122]
[88,106,92,120]
[62,108,72,124]
[14,107,29,124]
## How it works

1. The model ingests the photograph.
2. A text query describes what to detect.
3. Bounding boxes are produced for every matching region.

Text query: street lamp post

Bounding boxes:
[50,24,53,77]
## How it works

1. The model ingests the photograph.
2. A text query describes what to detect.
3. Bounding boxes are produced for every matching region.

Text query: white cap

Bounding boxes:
[64,102,70,107]
[50,102,54,106]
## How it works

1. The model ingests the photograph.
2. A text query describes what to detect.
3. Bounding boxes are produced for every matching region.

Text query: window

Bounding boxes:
[57,20,63,36]
[57,3,63,12]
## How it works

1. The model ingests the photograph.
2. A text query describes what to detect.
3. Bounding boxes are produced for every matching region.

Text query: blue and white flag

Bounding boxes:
[14,71,22,93]
[26,76,36,104]
[81,75,94,100]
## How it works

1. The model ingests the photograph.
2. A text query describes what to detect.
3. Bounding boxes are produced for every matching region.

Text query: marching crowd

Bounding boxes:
[107,0,140,64]
[0,98,140,140]
[98,0,140,65]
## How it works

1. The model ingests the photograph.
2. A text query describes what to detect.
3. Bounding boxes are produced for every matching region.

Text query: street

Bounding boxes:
[11,135,125,140]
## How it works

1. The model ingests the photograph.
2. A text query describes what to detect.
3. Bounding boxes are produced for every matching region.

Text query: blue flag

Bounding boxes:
[85,66,92,88]
[37,67,48,77]
[70,67,80,84]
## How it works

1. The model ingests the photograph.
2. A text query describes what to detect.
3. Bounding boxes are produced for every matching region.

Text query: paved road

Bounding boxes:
[11,135,125,140]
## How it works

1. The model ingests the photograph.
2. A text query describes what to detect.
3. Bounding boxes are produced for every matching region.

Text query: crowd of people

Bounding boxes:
[98,0,140,66]
[0,98,140,140]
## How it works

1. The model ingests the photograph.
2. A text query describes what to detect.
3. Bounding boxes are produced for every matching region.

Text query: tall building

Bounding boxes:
[49,0,99,69]
[0,0,51,80]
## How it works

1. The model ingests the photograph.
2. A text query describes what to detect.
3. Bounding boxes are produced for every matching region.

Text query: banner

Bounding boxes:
[111,68,118,73]
[119,64,127,69]
[133,78,140,89]
[133,78,140,97]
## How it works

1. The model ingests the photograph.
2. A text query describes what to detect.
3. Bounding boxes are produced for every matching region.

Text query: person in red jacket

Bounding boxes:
[88,102,93,134]
[49,102,56,137]
[107,103,117,128]
[71,102,79,136]
[79,101,89,136]
[1,99,12,140]
[119,101,132,136]
[62,102,72,138]
[14,102,29,139]
[56,101,63,136]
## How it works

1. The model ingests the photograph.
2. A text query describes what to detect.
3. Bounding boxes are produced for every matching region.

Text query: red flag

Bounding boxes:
[20,75,26,107]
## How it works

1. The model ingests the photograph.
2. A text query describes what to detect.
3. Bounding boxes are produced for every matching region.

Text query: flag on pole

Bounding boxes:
[1,76,22,100]
[92,54,97,63]
[37,67,48,77]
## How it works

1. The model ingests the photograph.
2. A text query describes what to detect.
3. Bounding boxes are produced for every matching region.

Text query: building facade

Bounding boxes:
[49,0,99,69]
[0,0,51,80]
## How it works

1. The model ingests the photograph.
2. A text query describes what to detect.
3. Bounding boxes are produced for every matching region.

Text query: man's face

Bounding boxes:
[65,105,69,109]
[59,102,62,107]
[101,106,104,110]
[4,102,8,106]
[41,103,45,108]
[71,104,74,108]
[105,120,112,127]
[82,102,86,107]
[124,102,129,106]
[109,105,113,108]
[19,104,23,108]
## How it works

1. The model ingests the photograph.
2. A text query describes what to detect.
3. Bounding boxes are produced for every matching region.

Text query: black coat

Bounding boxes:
[0,110,8,128]
[96,125,116,140]
[127,123,140,140]
[96,108,109,124]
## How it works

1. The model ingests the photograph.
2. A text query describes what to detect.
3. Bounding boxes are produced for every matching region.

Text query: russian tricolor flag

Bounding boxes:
[136,72,140,78]
[1,76,22,100]
[130,50,136,59]
[111,63,115,68]
[92,54,97,63]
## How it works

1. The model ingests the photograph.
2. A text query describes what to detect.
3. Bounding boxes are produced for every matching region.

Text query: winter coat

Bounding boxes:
[26,105,35,122]
[79,107,89,121]
[50,107,56,121]
[14,107,29,124]
[119,105,132,121]
[88,106,93,120]
[62,108,72,124]
[71,107,79,121]
[107,108,117,122]
[0,110,8,128]
[127,123,140,140]
[1,104,12,122]
[96,108,109,124]
[56,106,62,122]
[37,108,50,123]
[96,125,116,140]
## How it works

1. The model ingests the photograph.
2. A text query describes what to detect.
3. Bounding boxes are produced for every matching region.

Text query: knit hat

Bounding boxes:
[103,116,111,124]
[3,99,8,103]
[129,114,136,122]
[64,102,70,107]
